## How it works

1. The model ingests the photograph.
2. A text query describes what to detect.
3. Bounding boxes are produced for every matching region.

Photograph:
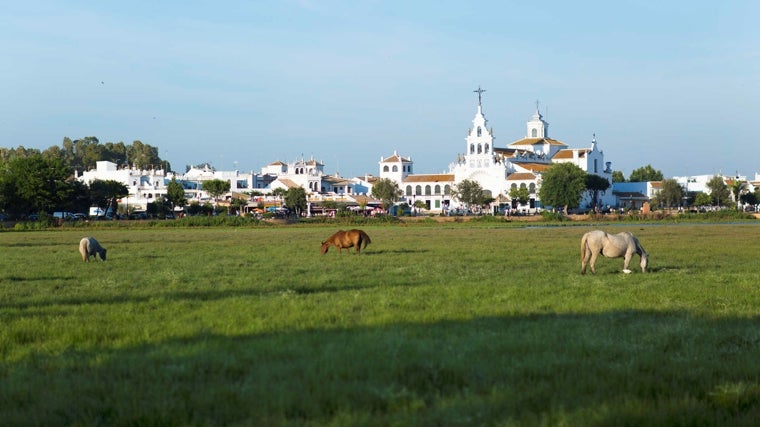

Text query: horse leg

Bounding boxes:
[581,246,592,274]
[589,251,600,274]
[622,251,633,273]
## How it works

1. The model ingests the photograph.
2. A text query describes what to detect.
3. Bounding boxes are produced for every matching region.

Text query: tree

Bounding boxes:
[451,179,485,211]
[611,171,626,183]
[371,178,402,211]
[148,195,172,218]
[166,178,186,212]
[629,164,664,182]
[65,180,92,214]
[0,155,73,217]
[585,174,610,209]
[694,192,712,207]
[229,197,248,216]
[728,179,747,209]
[202,179,230,209]
[412,199,427,215]
[284,187,307,217]
[538,163,586,212]
[706,175,731,207]
[658,178,685,209]
[740,190,758,207]
[508,186,530,207]
[89,179,129,216]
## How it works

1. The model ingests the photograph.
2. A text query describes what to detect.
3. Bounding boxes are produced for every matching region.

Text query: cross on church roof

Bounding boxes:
[473,86,486,106]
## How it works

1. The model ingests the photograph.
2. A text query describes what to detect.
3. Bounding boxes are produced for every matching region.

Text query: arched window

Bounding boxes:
[529,183,536,193]
[392,165,398,172]
[434,185,441,195]
[477,144,482,154]
[383,165,389,172]
[425,185,431,195]
[444,185,451,195]
[477,127,482,137]
[406,185,412,196]
[485,144,489,153]
[520,183,527,189]
[531,128,537,138]
[511,183,517,190]
[415,185,422,195]
[470,144,475,154]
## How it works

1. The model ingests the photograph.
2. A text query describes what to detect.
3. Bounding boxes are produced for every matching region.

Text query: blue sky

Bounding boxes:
[2,1,759,179]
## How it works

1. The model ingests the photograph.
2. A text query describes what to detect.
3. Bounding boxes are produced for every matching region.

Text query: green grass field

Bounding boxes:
[1,223,760,426]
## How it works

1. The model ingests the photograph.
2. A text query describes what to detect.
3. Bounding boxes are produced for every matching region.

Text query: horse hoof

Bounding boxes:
[622,269,632,274]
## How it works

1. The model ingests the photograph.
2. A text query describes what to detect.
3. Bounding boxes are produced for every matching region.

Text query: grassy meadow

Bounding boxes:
[1,222,760,426]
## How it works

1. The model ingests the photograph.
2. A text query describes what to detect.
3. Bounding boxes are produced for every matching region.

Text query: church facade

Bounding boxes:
[379,89,616,213]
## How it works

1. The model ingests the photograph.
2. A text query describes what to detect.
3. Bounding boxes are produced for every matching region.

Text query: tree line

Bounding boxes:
[0,137,170,219]
[1,136,169,173]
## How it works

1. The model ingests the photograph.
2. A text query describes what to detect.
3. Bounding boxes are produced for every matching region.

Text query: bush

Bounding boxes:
[541,211,566,222]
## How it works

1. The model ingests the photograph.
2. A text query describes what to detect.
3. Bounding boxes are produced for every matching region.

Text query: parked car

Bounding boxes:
[130,211,148,220]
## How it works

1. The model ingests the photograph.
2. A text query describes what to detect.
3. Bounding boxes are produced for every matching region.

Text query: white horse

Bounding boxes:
[580,230,648,274]
[79,237,107,262]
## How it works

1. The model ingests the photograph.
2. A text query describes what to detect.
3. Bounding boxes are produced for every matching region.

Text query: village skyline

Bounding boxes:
[4,2,758,179]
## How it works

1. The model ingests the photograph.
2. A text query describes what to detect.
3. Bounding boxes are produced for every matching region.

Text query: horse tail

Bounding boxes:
[580,232,589,264]
[361,231,371,249]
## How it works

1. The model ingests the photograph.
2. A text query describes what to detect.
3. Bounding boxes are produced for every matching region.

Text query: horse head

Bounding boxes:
[639,251,649,272]
[320,241,329,254]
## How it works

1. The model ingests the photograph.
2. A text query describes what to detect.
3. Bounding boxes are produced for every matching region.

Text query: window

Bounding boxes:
[477,127,482,137]
[392,165,398,172]
[425,185,431,195]
[383,166,389,172]
[531,128,537,137]
[470,144,474,154]
[434,185,441,195]
[406,185,412,196]
[415,185,422,195]
[444,185,451,195]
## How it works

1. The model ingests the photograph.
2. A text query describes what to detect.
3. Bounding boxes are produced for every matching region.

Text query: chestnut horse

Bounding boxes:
[321,229,371,254]
[581,230,648,274]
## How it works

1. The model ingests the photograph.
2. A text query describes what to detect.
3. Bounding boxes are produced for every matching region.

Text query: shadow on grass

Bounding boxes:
[0,282,409,314]
[362,249,431,255]
[2,311,760,426]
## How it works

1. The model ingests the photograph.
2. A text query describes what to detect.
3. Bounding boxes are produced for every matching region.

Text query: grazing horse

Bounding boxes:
[321,229,371,254]
[79,237,107,262]
[580,230,648,274]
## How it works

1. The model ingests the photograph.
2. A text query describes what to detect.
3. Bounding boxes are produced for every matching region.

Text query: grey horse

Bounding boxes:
[580,230,648,274]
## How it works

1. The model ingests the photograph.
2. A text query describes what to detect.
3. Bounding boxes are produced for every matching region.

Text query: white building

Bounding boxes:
[77,155,379,215]
[76,161,171,211]
[379,89,616,213]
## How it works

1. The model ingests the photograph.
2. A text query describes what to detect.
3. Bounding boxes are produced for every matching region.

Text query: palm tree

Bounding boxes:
[729,179,747,209]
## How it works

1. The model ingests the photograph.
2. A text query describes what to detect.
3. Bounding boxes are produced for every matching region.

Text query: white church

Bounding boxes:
[379,88,616,213]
